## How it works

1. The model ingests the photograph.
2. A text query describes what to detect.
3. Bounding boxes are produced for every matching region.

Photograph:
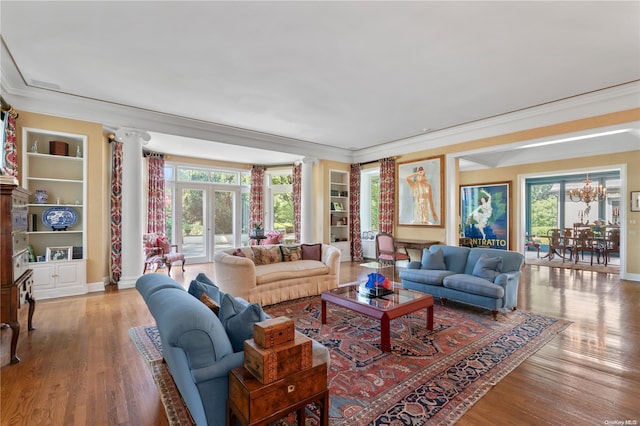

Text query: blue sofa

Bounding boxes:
[399,245,525,319]
[136,273,329,426]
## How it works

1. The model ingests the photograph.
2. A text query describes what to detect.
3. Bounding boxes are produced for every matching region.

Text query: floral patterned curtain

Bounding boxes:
[292,163,302,243]
[110,138,123,284]
[379,157,396,234]
[250,165,266,231]
[1,110,18,179]
[350,163,363,261]
[147,154,166,235]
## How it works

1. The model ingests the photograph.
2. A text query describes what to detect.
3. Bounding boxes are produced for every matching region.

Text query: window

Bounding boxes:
[526,171,620,238]
[267,172,294,242]
[360,168,380,233]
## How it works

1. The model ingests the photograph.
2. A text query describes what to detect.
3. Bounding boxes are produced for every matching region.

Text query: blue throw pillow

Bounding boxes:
[219,293,268,352]
[472,254,503,282]
[187,276,222,303]
[421,249,447,270]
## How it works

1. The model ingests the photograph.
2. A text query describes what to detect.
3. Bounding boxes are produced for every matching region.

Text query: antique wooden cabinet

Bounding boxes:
[1,183,35,364]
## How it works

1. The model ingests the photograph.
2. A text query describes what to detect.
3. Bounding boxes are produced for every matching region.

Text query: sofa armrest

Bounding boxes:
[494,271,521,309]
[406,261,422,270]
[212,251,257,298]
[494,271,520,286]
[190,351,244,383]
[321,244,341,276]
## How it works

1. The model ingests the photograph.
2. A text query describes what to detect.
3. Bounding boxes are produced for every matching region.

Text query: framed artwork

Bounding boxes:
[397,155,443,227]
[460,181,511,250]
[46,246,73,262]
[631,191,640,212]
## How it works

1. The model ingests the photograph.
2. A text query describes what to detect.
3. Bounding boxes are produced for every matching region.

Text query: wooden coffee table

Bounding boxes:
[321,283,434,352]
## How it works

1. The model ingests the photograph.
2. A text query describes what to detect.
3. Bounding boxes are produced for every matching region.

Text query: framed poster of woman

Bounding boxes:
[460,181,511,250]
[397,155,443,227]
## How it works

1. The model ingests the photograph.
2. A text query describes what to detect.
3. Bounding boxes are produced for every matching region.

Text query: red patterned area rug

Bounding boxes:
[129,296,571,425]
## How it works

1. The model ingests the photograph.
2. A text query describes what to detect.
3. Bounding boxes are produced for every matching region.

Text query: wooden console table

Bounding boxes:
[394,238,440,261]
[227,360,328,426]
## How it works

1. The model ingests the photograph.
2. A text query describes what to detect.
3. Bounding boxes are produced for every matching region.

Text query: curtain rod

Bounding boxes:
[0,96,18,119]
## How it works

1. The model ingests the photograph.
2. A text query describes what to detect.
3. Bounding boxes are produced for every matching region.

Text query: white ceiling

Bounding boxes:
[1,1,639,167]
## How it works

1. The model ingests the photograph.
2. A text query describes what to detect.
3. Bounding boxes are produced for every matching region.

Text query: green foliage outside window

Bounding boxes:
[529,184,558,236]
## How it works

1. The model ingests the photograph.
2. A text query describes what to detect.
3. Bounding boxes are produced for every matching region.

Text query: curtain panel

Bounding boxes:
[379,157,395,234]
[293,163,302,243]
[147,155,166,235]
[250,165,266,233]
[110,140,123,284]
[349,164,363,261]
[1,112,18,178]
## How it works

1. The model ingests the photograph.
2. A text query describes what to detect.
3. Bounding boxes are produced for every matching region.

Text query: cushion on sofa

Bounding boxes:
[200,293,220,316]
[255,261,329,285]
[399,268,455,286]
[188,276,222,303]
[280,245,302,262]
[219,293,268,352]
[472,254,503,282]
[421,248,447,270]
[252,246,282,265]
[443,274,505,298]
[301,243,322,261]
[232,248,246,257]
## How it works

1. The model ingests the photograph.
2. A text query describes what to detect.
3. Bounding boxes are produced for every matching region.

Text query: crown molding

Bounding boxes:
[353,82,640,163]
[3,38,637,166]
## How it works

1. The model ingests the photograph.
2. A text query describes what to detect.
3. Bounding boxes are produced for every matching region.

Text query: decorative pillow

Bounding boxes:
[280,245,302,262]
[219,293,268,352]
[252,246,282,265]
[421,248,447,270]
[200,293,220,316]
[472,254,503,282]
[263,236,281,245]
[301,243,322,261]
[188,275,222,303]
[232,248,246,257]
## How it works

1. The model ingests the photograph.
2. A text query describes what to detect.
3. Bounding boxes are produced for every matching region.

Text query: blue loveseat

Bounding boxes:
[136,273,329,426]
[399,245,525,319]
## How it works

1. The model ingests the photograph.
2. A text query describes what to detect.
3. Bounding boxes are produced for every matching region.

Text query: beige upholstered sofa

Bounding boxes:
[212,244,341,306]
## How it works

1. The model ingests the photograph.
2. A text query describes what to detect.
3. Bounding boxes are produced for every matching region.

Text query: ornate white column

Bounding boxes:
[300,157,317,244]
[115,128,151,288]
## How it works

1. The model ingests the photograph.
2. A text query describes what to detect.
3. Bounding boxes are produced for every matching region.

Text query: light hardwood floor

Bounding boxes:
[1,261,639,425]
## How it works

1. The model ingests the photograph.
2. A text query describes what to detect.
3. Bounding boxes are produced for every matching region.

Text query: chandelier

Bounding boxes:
[568,175,606,206]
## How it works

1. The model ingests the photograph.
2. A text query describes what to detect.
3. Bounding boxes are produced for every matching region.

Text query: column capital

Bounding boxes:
[298,157,317,166]
[115,127,151,144]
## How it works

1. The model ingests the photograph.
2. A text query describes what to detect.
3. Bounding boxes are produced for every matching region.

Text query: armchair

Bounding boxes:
[375,232,410,265]
[143,233,186,276]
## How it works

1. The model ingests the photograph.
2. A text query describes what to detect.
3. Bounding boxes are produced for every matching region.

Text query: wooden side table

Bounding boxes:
[227,359,328,426]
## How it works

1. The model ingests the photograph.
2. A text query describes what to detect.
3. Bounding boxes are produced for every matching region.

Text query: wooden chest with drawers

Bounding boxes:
[227,358,328,425]
[243,331,312,384]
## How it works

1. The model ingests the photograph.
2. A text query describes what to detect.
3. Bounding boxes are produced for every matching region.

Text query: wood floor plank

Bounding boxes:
[1,261,638,425]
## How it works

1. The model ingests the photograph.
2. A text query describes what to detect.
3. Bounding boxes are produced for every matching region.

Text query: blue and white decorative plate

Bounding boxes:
[42,207,78,230]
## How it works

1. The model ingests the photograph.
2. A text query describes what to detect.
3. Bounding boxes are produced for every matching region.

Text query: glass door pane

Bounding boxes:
[214,190,234,252]
[181,187,207,261]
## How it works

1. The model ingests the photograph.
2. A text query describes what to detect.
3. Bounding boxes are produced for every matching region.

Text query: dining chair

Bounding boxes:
[375,232,410,265]
[546,228,573,262]
[524,234,541,258]
[600,228,620,266]
[573,228,596,265]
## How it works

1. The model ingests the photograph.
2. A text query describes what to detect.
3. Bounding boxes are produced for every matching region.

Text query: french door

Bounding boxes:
[175,184,245,263]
